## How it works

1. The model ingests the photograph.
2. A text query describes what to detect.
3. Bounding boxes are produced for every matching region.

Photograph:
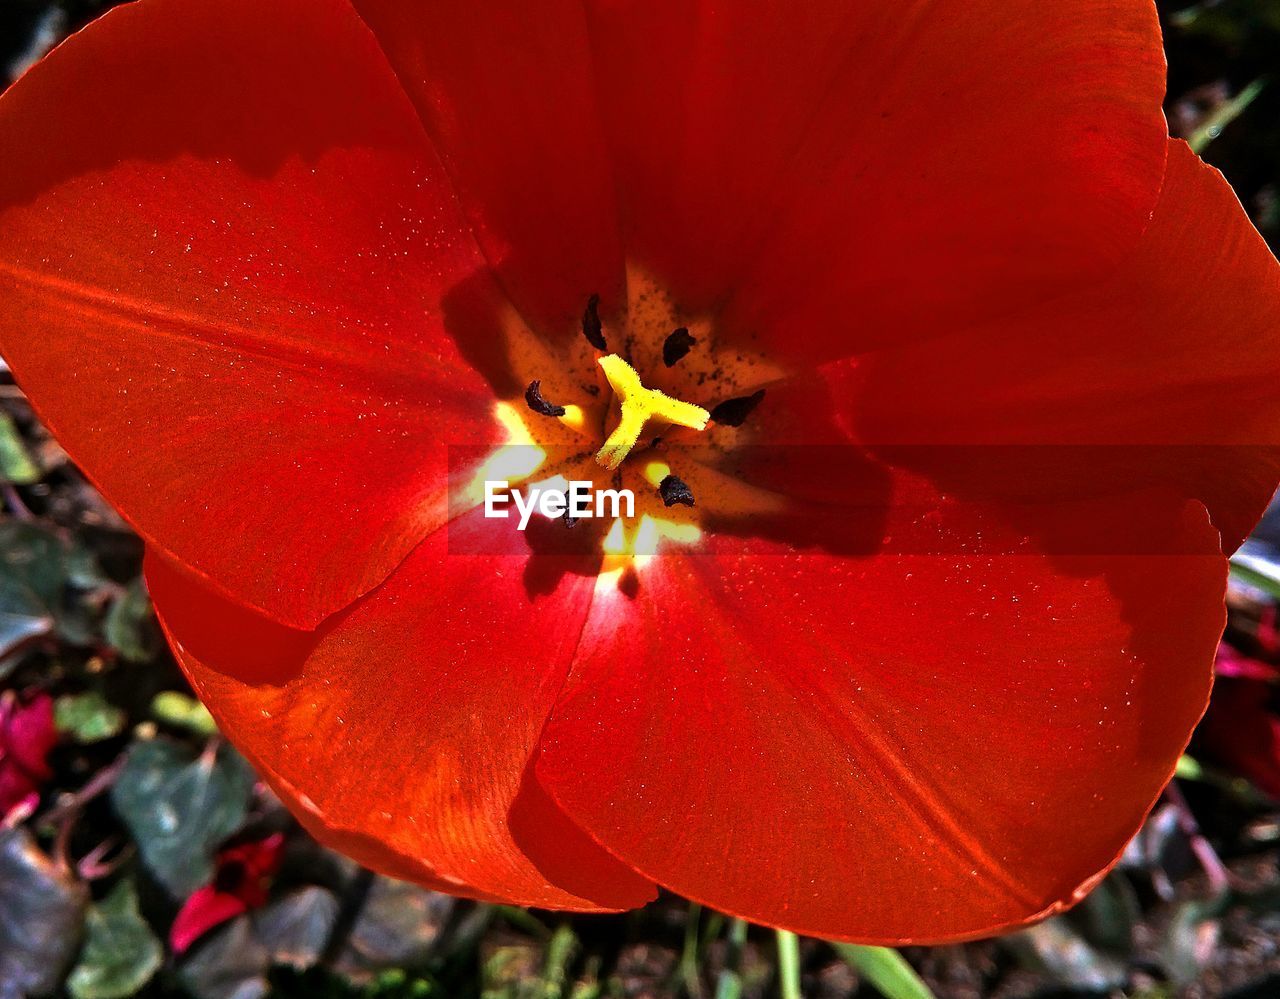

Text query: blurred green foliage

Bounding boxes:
[1161,0,1280,246]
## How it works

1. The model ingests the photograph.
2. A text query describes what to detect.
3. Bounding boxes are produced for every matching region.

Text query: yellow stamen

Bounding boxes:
[558,404,586,433]
[595,354,709,469]
[643,460,672,488]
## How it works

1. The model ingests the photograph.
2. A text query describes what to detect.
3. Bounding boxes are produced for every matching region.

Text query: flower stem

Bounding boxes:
[714,919,748,999]
[679,902,704,998]
[776,929,802,999]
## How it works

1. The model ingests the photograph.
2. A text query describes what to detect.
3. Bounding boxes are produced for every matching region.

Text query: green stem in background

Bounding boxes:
[679,903,705,999]
[775,929,802,999]
[714,919,749,999]
[496,905,552,939]
[541,924,579,999]
[569,957,603,999]
[701,912,726,952]
[1188,77,1267,153]
[832,943,935,999]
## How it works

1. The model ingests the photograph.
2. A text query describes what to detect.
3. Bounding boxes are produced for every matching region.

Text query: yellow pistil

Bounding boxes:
[595,354,709,469]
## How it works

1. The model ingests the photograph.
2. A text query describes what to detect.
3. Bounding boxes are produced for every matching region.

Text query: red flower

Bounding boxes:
[170,833,286,953]
[0,691,57,820]
[1199,671,1280,801]
[1,0,1279,943]
[1197,612,1280,797]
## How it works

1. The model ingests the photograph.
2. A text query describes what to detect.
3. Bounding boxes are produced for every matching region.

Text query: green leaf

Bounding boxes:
[67,879,163,999]
[1230,553,1280,603]
[151,691,220,737]
[832,944,935,999]
[0,575,54,663]
[334,876,454,977]
[0,521,68,607]
[0,826,89,997]
[254,886,339,971]
[678,903,702,999]
[481,943,539,999]
[0,522,68,667]
[180,916,269,999]
[55,691,127,744]
[111,739,255,897]
[66,543,110,591]
[0,412,40,484]
[364,969,438,999]
[1012,920,1125,992]
[1073,874,1139,955]
[103,578,158,663]
[1162,899,1222,987]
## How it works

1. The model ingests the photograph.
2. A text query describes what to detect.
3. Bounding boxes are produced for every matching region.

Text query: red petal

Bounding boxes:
[1214,643,1280,682]
[349,0,627,334]
[147,510,655,911]
[537,500,1225,943]
[1197,675,1280,799]
[170,887,248,955]
[0,0,505,628]
[219,832,286,883]
[849,141,1280,556]
[580,0,1167,363]
[1,693,57,781]
[214,832,287,909]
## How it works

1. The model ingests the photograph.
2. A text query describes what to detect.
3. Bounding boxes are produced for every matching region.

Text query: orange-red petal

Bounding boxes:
[534,140,1280,941]
[851,141,1280,555]
[579,0,1168,364]
[147,509,655,911]
[170,888,249,955]
[348,0,627,336]
[341,1,1168,365]
[0,0,505,628]
[537,497,1225,943]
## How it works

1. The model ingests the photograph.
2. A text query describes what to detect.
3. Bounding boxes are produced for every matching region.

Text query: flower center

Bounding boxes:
[464,268,788,571]
[594,354,709,470]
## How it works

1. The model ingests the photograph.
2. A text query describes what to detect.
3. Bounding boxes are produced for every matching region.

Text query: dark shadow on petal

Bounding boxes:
[145,549,318,688]
[703,442,894,558]
[439,509,607,602]
[439,260,527,402]
[508,753,656,909]
[519,515,609,601]
[439,246,628,406]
